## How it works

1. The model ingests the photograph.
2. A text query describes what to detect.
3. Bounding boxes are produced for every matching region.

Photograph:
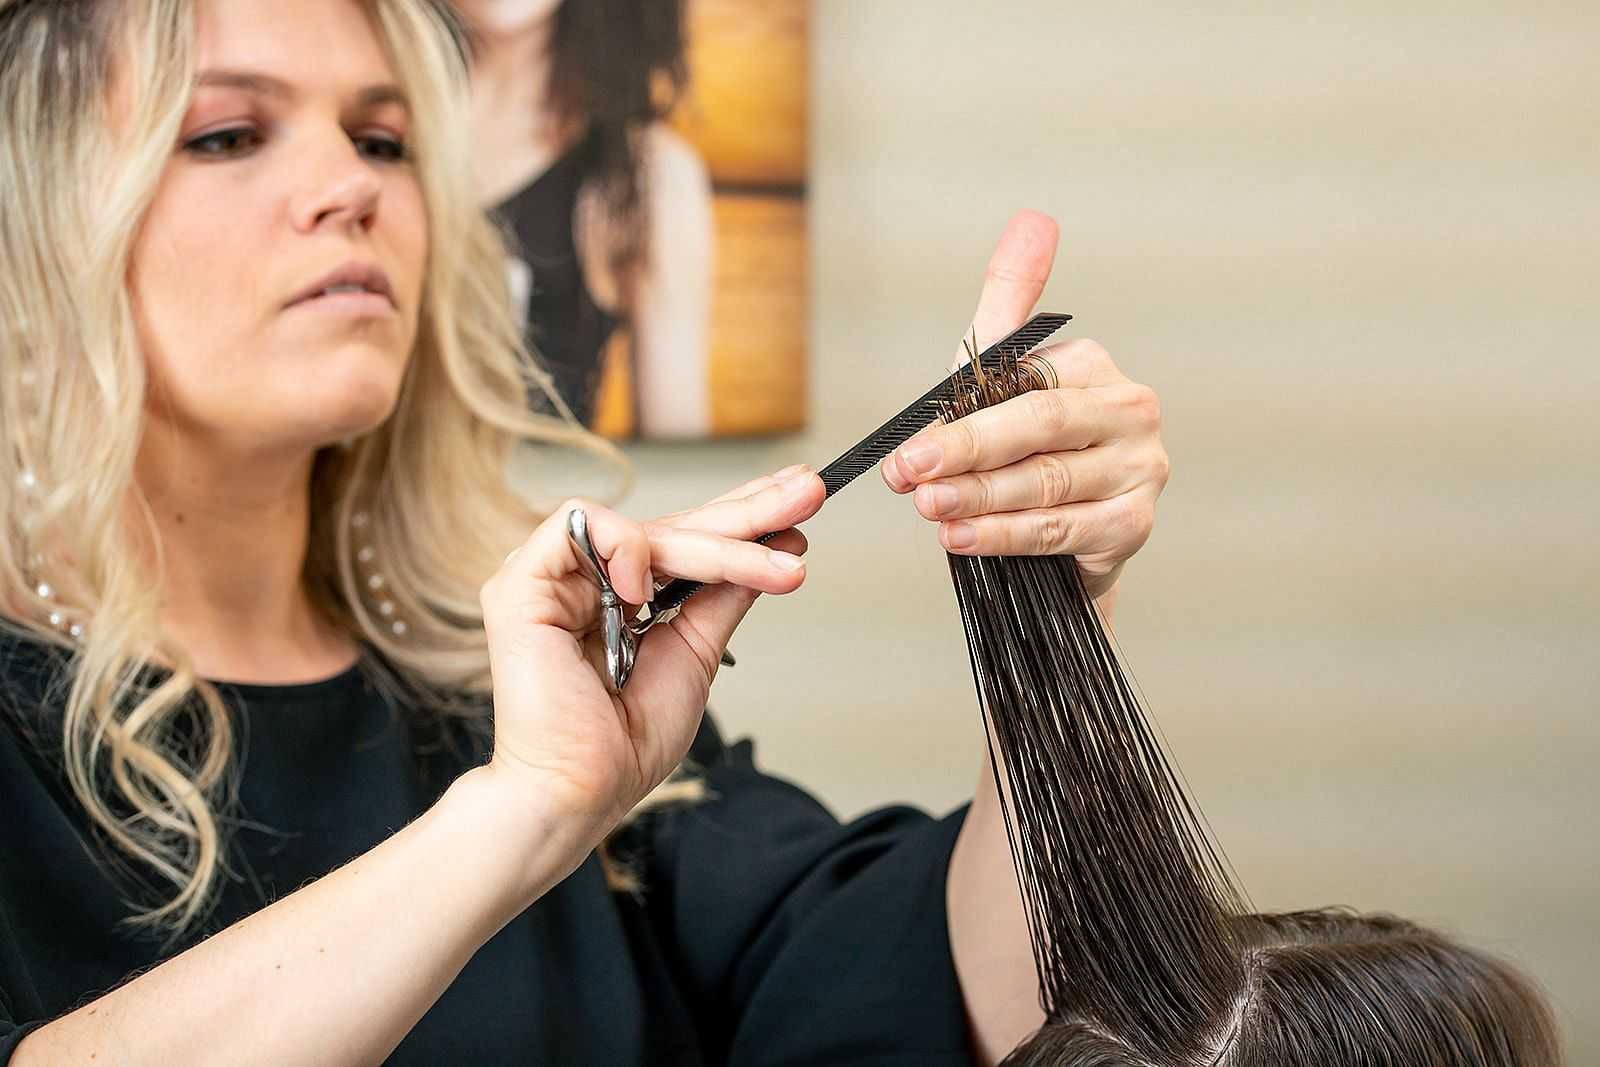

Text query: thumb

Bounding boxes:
[953,209,1060,370]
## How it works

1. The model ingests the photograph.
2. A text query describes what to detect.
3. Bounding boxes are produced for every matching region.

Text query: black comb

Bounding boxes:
[643,312,1072,620]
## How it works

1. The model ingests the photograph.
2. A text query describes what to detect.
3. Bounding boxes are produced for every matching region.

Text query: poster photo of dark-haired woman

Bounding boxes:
[460,0,808,440]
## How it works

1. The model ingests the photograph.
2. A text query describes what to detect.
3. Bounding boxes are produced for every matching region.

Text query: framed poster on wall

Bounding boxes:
[592,0,809,439]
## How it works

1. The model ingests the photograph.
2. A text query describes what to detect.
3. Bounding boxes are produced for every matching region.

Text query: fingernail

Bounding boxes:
[771,551,804,572]
[925,483,958,516]
[775,463,806,480]
[899,441,940,478]
[945,522,977,550]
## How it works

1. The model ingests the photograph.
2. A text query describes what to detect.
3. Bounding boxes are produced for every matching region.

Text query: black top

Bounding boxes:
[493,132,622,429]
[0,631,974,1065]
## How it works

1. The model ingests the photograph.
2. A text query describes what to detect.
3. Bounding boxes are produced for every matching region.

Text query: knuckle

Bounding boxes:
[622,527,649,559]
[950,420,980,466]
[1072,337,1111,366]
[1134,503,1156,543]
[1036,455,1074,504]
[1029,388,1072,431]
[555,496,593,520]
[729,499,769,538]
[986,261,1033,287]
[1149,448,1172,489]
[1035,509,1073,550]
[971,473,995,515]
[1141,388,1163,430]
[478,576,503,614]
[1125,384,1162,430]
[1028,345,1067,389]
[1056,337,1115,380]
[1110,497,1154,548]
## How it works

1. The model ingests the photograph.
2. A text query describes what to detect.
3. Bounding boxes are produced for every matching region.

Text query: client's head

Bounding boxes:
[1004,908,1559,1065]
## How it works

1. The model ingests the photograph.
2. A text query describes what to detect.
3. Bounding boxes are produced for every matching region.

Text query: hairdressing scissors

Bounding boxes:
[567,311,1073,693]
[565,507,733,695]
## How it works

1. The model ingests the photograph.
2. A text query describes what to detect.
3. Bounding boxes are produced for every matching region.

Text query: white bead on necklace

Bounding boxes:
[12,474,409,644]
[14,355,81,637]
[14,455,82,638]
[351,510,408,638]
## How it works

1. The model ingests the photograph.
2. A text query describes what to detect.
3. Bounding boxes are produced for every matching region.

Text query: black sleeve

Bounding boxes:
[632,716,975,1067]
[0,652,50,1066]
[0,1002,44,1062]
[0,902,45,1064]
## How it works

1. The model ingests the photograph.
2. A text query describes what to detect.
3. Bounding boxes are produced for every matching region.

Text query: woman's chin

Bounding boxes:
[293,376,406,450]
[321,394,402,445]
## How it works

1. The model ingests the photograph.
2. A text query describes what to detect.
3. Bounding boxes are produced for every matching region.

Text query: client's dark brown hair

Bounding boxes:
[942,351,1561,1066]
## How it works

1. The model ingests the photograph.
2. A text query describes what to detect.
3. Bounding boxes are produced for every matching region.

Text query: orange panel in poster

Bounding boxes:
[598,0,810,439]
[466,0,809,440]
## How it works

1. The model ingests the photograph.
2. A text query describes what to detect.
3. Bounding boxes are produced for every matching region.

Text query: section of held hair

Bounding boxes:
[941,346,1248,1060]
[936,347,1561,1066]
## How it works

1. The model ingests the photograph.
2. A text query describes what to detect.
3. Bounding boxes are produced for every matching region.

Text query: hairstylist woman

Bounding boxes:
[0,2,1168,1063]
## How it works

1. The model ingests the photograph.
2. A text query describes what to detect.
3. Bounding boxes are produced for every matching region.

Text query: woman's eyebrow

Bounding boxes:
[193,69,410,112]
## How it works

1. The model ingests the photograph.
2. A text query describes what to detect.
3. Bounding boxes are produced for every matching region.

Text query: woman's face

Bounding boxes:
[127,0,427,458]
[452,0,563,38]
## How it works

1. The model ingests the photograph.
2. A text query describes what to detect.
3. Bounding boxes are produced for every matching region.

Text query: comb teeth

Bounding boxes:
[816,312,1072,497]
[647,312,1073,616]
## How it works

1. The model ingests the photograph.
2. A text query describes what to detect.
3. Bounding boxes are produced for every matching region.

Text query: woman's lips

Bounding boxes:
[285,261,397,311]
[288,289,396,316]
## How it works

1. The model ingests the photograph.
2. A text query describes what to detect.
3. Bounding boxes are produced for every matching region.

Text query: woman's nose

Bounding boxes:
[289,137,383,234]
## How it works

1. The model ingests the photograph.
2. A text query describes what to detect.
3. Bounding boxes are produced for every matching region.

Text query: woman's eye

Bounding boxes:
[355,134,409,163]
[183,127,262,157]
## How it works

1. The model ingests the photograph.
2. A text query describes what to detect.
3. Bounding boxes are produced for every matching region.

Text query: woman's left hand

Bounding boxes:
[881,211,1170,601]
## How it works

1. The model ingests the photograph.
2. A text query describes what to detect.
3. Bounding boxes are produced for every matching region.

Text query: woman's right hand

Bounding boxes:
[477,464,826,843]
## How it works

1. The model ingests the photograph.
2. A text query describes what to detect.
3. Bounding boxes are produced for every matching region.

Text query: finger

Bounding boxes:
[484,499,652,629]
[646,525,807,595]
[628,526,811,689]
[938,490,1157,559]
[910,446,1148,521]
[1030,336,1128,390]
[628,580,757,701]
[761,527,809,558]
[654,464,813,526]
[952,209,1058,370]
[696,464,811,509]
[884,384,1139,491]
[580,508,658,604]
[655,467,825,540]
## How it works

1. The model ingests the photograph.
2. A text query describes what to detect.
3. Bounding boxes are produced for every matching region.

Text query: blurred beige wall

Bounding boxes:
[517,1,1600,1055]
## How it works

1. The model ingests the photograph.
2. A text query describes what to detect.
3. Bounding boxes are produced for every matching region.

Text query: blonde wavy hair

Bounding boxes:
[0,0,661,936]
